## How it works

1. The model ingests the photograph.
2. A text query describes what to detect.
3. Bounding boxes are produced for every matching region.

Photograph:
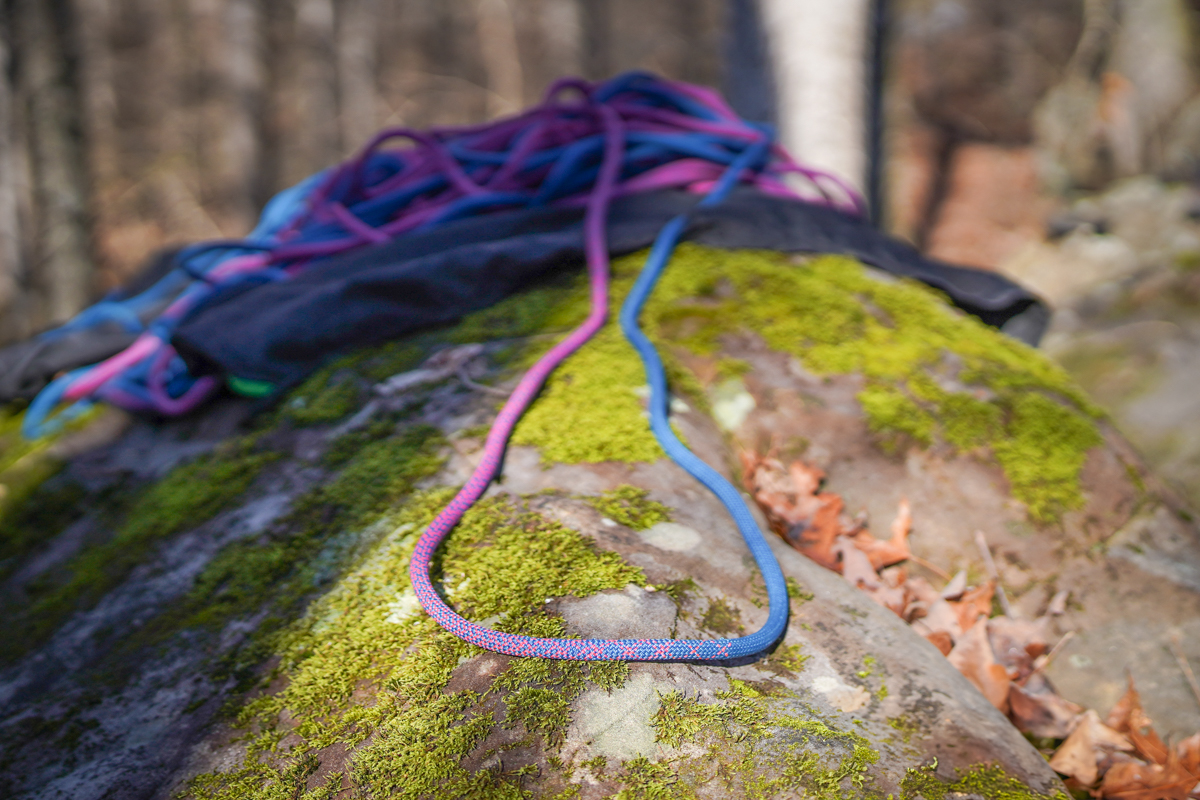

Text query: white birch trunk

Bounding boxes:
[759,0,871,194]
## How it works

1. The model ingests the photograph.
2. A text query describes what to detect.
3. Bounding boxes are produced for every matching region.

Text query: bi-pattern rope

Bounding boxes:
[26,72,863,662]
[23,72,859,439]
[408,78,842,661]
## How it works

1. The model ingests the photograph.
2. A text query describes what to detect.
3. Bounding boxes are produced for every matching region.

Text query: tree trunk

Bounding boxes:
[70,0,119,286]
[336,0,379,152]
[213,0,264,233]
[13,0,95,326]
[578,0,611,79]
[476,0,524,117]
[0,5,31,342]
[759,0,871,193]
[290,0,340,177]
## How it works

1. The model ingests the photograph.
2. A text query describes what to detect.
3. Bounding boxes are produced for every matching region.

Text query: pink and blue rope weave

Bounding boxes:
[23,73,859,439]
[25,72,863,662]
[408,75,857,661]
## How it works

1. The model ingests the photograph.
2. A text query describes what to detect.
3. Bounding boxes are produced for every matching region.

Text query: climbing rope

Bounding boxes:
[23,73,859,439]
[23,72,864,661]
[408,98,791,660]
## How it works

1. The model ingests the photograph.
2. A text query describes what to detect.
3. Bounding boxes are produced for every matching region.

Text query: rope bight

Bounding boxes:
[24,72,864,661]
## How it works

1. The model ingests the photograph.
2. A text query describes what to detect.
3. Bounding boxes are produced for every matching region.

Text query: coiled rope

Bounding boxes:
[24,73,863,661]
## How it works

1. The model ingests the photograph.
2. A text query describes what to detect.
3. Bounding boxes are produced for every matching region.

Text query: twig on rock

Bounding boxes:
[907,553,951,581]
[1031,630,1075,676]
[457,367,509,397]
[1168,630,1200,712]
[974,530,1013,618]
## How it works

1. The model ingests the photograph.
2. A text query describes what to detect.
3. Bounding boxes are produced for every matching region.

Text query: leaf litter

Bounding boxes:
[741,449,1200,799]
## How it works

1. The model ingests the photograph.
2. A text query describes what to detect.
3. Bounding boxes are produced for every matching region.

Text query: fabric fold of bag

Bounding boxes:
[171,188,1048,394]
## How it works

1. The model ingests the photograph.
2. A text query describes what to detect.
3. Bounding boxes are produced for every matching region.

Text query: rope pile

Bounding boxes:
[26,72,864,661]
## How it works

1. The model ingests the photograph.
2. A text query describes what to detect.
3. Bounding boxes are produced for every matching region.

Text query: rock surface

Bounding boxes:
[6,243,1198,798]
[1003,177,1200,505]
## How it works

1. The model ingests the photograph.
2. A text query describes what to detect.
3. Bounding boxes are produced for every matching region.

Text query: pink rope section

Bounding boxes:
[406,102,633,659]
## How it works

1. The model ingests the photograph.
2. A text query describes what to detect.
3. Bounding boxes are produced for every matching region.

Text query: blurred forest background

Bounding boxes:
[0,0,724,343]
[2,0,1200,498]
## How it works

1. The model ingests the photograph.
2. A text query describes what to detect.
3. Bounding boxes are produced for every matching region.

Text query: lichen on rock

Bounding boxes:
[461,244,1104,522]
[181,491,645,800]
[0,242,1098,799]
[2,436,279,664]
[580,485,671,530]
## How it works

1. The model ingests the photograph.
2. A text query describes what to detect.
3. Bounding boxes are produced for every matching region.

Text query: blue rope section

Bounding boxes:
[616,128,789,659]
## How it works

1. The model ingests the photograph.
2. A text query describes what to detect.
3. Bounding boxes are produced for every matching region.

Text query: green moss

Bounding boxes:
[450,272,589,345]
[991,395,1103,522]
[182,490,644,800]
[616,244,1103,523]
[857,655,877,679]
[661,577,698,605]
[888,715,920,744]
[858,385,935,449]
[700,596,744,635]
[310,426,447,529]
[901,762,1067,800]
[451,255,708,466]
[616,757,693,800]
[1176,250,1200,272]
[582,485,672,530]
[937,391,1004,450]
[486,614,629,751]
[280,340,426,426]
[716,357,752,382]
[762,643,809,677]
[122,442,278,543]
[648,679,880,799]
[455,240,1094,489]
[130,426,448,673]
[1,439,278,664]
[322,417,400,467]
[510,326,666,464]
[285,377,361,426]
[0,477,86,580]
[349,691,501,799]
[0,404,105,571]
[581,755,608,775]
[785,577,814,603]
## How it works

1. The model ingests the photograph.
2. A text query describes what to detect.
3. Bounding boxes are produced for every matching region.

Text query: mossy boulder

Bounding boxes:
[4,243,1197,798]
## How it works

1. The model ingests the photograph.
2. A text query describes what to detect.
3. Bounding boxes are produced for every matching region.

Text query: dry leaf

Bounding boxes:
[1106,677,1170,766]
[1107,676,1142,732]
[880,565,906,587]
[923,629,954,656]
[1048,710,1135,787]
[847,498,914,571]
[742,453,844,570]
[861,565,909,616]
[951,581,996,633]
[1050,712,1099,786]
[837,536,882,590]
[743,450,1200,790]
[902,575,940,622]
[918,598,964,642]
[1009,674,1083,739]
[988,616,1049,680]
[941,570,968,600]
[786,458,824,498]
[1178,734,1200,777]
[1047,589,1069,616]
[1128,707,1170,767]
[948,618,1011,713]
[743,454,914,575]
[1099,759,1196,800]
